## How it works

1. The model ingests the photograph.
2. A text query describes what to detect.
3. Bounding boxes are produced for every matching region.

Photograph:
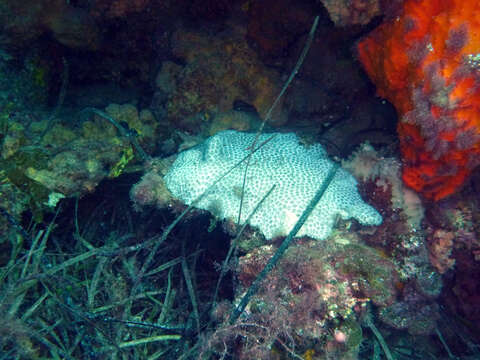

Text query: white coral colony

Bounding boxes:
[164,130,382,240]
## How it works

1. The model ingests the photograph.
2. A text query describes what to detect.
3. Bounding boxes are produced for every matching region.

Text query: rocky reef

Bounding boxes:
[0,1,479,359]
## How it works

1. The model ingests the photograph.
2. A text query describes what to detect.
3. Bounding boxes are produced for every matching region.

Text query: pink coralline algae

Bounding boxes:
[211,237,401,358]
[319,0,381,26]
[427,229,456,274]
[424,194,480,329]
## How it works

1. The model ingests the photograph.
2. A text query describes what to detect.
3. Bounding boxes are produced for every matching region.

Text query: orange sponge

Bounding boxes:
[357,0,480,200]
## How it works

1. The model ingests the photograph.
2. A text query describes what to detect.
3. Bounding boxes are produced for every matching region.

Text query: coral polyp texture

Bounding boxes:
[164,130,382,240]
[357,0,480,200]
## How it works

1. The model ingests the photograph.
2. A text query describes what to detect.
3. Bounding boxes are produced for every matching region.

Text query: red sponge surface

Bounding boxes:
[358,0,480,200]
